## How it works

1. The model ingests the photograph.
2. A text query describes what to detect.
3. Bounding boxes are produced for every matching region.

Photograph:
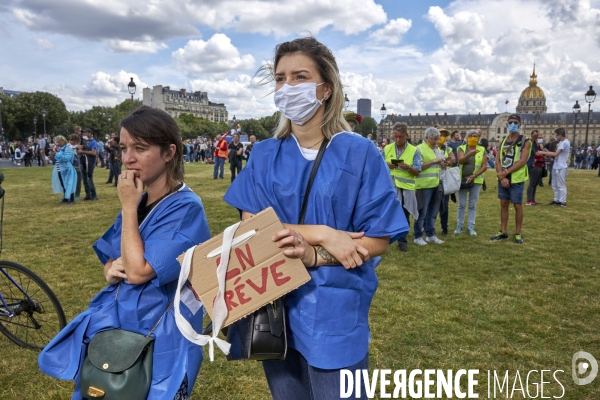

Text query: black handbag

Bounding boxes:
[226,138,329,361]
[79,285,173,399]
[541,166,548,178]
[460,177,474,190]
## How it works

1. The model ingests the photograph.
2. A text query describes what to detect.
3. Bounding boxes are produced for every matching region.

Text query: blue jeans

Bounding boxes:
[414,187,440,239]
[457,184,481,229]
[263,347,369,400]
[213,157,225,179]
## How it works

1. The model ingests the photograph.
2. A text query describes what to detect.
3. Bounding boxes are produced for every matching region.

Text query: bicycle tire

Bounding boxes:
[0,260,67,350]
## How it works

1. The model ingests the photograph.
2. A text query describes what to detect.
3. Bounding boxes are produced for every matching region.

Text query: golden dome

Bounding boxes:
[519,64,545,99]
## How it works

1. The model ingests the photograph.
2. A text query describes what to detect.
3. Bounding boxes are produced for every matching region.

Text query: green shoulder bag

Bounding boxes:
[79,285,172,399]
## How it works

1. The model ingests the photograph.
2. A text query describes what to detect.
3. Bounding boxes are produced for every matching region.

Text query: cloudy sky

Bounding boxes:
[1,0,600,120]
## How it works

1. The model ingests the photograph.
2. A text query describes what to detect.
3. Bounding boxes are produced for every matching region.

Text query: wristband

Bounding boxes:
[312,246,318,268]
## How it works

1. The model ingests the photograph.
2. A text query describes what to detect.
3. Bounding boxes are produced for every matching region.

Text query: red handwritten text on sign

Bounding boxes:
[213,244,292,311]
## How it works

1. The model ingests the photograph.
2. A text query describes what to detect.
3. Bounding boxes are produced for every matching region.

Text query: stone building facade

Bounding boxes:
[142,85,228,123]
[379,67,598,147]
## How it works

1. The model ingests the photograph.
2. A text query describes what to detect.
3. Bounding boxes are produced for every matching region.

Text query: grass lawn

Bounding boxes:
[0,162,598,399]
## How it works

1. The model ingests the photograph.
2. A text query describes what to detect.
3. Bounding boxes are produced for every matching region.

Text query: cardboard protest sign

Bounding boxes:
[179,207,310,327]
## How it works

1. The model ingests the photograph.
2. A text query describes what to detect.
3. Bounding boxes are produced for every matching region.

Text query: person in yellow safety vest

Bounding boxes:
[455,129,488,236]
[384,122,422,252]
[491,114,531,244]
[434,125,456,236]
[413,127,450,246]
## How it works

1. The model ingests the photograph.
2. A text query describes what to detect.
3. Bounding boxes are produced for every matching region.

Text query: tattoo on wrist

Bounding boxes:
[315,245,339,265]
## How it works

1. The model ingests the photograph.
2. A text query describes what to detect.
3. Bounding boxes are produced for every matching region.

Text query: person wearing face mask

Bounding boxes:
[413,127,448,246]
[223,36,408,400]
[384,122,422,252]
[434,126,456,236]
[491,114,531,244]
[455,129,487,235]
[526,131,545,205]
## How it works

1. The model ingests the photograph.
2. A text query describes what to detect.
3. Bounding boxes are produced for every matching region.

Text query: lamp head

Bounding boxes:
[128,77,137,95]
[42,109,46,118]
[585,86,596,104]
[380,103,387,117]
[573,100,581,114]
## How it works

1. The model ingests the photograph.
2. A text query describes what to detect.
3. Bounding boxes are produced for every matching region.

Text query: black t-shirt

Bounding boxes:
[228,142,243,163]
[137,183,183,226]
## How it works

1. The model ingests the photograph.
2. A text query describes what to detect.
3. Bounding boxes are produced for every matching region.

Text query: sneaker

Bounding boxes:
[75,195,80,200]
[490,231,509,241]
[66,201,75,205]
[105,181,113,184]
[398,242,408,252]
[441,228,448,236]
[425,236,444,244]
[531,201,539,205]
[414,237,428,246]
[548,201,557,206]
[83,197,92,201]
[468,228,477,236]
[514,234,524,244]
[525,201,533,206]
[454,227,462,234]
[91,197,99,201]
[559,202,567,207]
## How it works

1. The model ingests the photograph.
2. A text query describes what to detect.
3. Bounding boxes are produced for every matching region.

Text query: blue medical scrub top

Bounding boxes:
[224,132,408,369]
[38,184,211,399]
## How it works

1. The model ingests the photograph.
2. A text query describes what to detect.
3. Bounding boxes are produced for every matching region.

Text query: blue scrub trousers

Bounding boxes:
[263,347,369,400]
[414,187,440,239]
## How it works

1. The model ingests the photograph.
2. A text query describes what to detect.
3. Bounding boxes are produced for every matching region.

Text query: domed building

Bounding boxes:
[516,65,547,113]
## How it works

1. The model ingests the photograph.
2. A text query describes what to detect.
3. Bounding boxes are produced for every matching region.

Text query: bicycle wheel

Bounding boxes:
[0,261,67,350]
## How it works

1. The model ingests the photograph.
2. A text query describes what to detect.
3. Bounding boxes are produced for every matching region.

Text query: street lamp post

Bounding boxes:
[107,114,112,137]
[128,77,137,110]
[33,117,37,136]
[344,94,349,111]
[42,109,47,139]
[569,100,580,168]
[379,103,387,141]
[582,85,596,169]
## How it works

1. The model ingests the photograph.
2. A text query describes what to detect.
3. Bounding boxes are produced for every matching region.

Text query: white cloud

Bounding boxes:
[368,18,412,45]
[173,34,255,76]
[88,70,148,97]
[188,75,275,118]
[427,6,483,44]
[33,37,54,50]
[108,40,168,54]
[10,0,386,43]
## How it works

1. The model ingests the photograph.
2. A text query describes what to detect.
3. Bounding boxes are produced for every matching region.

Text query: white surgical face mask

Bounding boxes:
[537,138,543,144]
[274,82,325,125]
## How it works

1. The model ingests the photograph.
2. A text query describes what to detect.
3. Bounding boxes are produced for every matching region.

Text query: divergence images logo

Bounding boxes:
[572,351,598,386]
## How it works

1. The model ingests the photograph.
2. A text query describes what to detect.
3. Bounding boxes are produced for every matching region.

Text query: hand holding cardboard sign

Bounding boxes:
[272,228,314,267]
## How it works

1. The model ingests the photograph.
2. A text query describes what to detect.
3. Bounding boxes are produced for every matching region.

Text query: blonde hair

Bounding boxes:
[255,37,351,139]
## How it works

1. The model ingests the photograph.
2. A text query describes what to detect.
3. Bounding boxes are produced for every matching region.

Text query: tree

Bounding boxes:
[2,91,70,141]
[354,116,378,137]
[258,112,280,136]
[240,119,269,140]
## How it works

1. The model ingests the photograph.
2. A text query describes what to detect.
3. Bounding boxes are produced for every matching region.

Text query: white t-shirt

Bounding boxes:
[554,139,570,169]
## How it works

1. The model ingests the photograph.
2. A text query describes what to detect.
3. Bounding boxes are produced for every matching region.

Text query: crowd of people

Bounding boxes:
[0,35,588,400]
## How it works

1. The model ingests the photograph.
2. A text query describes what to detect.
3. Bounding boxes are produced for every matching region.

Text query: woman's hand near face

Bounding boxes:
[117,170,144,210]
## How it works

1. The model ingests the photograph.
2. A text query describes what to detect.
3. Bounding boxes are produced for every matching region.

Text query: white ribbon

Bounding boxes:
[206,229,256,259]
[174,222,246,361]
